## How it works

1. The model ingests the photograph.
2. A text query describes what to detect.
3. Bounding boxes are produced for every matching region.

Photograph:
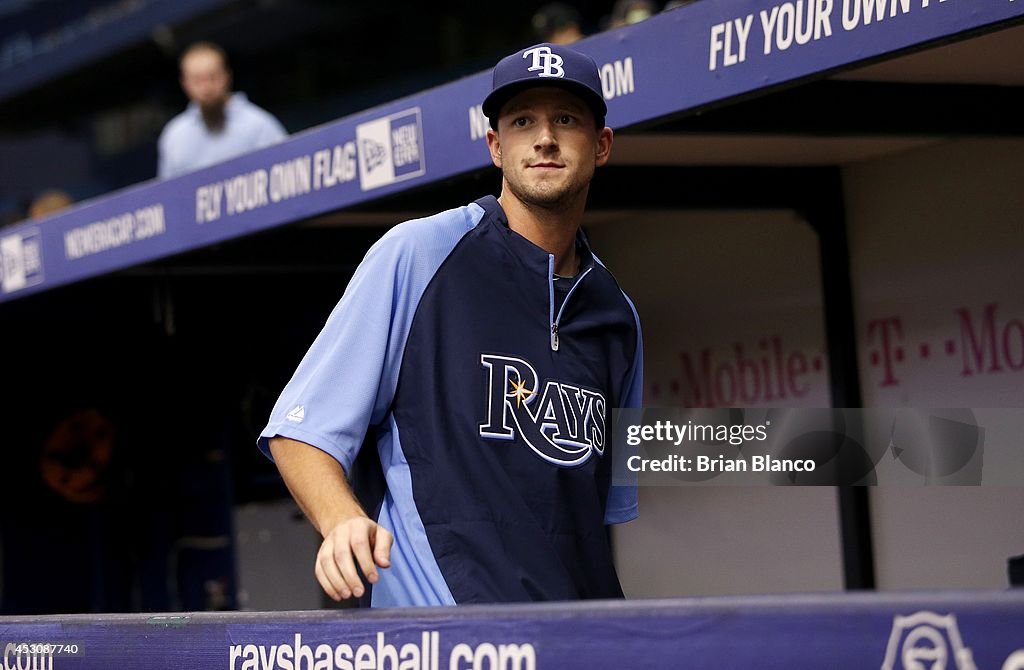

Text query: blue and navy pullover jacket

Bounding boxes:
[260,195,643,606]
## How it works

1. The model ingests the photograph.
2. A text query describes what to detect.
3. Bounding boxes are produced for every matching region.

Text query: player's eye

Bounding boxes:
[511,116,529,128]
[556,114,576,125]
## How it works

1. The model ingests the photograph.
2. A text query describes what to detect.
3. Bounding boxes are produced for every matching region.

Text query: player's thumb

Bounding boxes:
[373,524,393,568]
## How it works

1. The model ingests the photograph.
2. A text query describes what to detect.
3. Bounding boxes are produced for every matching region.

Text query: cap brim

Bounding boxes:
[482,79,607,124]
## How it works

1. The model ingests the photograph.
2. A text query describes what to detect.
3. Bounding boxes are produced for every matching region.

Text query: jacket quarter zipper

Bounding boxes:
[548,254,592,352]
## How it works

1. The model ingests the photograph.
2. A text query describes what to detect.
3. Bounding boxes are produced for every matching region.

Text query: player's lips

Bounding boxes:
[528,162,565,169]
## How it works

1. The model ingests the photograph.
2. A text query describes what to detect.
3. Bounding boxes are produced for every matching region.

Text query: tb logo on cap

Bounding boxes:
[523,46,564,78]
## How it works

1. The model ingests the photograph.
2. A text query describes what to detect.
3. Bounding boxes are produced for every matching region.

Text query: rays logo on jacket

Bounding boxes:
[478,353,606,466]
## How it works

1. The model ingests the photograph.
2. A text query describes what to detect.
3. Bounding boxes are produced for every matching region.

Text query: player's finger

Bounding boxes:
[322,553,352,600]
[333,532,365,599]
[350,526,378,584]
[315,544,344,601]
[322,530,356,600]
[373,525,394,568]
[315,557,340,601]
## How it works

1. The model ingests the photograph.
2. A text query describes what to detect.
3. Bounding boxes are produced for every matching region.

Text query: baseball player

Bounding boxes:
[260,43,643,606]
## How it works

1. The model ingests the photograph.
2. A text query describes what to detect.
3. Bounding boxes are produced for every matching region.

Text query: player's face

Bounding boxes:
[487,88,612,212]
[181,50,231,110]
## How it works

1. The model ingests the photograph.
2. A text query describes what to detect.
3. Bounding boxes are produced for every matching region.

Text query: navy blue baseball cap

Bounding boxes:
[483,43,607,125]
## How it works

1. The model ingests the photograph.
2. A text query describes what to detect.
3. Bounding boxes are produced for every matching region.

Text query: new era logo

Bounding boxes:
[355,108,426,191]
[361,138,388,173]
[286,405,305,423]
[523,46,564,78]
[1,228,44,294]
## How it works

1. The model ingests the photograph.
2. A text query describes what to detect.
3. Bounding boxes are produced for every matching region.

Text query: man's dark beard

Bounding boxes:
[200,101,227,132]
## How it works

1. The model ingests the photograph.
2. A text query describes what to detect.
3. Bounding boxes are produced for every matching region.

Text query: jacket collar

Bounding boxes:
[474,195,595,276]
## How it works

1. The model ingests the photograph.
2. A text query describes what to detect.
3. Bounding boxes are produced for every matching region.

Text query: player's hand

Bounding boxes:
[315,516,393,601]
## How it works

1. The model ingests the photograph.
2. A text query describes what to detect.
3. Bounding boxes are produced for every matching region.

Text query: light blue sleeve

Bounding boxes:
[258,204,481,472]
[256,111,287,148]
[605,292,642,525]
[157,125,175,179]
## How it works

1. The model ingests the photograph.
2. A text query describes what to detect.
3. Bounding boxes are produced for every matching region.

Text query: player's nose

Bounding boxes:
[533,121,558,151]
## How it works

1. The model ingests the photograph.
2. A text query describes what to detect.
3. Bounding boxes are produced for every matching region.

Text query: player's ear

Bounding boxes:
[594,127,613,167]
[486,128,502,168]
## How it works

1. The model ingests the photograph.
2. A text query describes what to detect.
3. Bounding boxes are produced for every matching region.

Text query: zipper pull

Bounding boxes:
[551,323,559,351]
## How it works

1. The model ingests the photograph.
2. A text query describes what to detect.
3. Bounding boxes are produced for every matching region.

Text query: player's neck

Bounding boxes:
[499,191,583,277]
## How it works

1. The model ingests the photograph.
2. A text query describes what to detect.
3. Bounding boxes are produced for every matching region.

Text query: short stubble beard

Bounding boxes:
[502,162,592,214]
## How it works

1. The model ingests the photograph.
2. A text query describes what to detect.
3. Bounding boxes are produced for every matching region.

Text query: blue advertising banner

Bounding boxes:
[1,0,1021,304]
[0,592,1022,669]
